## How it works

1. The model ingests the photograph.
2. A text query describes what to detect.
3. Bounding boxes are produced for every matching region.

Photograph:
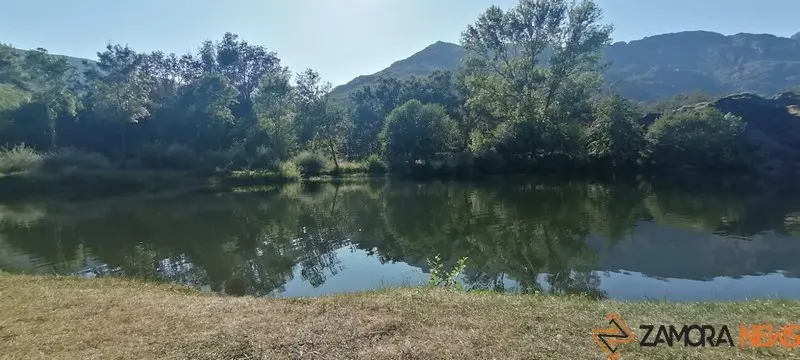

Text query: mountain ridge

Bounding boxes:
[331,30,800,103]
[7,30,800,104]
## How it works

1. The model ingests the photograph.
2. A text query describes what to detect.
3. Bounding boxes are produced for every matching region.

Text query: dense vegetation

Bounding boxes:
[0,0,756,183]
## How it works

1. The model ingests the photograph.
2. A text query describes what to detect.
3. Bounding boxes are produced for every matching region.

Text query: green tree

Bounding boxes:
[461,0,613,160]
[347,86,386,160]
[24,48,79,149]
[380,100,456,166]
[0,45,28,90]
[252,70,297,162]
[346,71,468,159]
[584,94,644,167]
[83,45,151,164]
[177,73,239,150]
[192,33,283,112]
[294,69,349,173]
[643,106,750,170]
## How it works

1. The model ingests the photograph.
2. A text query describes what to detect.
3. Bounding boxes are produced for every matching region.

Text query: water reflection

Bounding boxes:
[1,178,800,301]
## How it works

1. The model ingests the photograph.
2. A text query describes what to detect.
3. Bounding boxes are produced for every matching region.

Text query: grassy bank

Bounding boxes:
[0,145,387,200]
[0,275,798,359]
[0,170,381,201]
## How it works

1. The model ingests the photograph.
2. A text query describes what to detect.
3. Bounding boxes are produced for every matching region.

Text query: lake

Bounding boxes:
[2,178,800,301]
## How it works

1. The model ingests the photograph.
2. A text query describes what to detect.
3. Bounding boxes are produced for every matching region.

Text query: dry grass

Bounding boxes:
[1,274,799,360]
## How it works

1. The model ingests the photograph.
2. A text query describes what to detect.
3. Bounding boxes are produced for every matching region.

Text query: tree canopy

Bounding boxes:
[0,1,759,178]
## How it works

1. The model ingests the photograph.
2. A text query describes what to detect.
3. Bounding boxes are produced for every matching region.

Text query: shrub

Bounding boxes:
[364,155,387,174]
[643,107,750,170]
[201,149,237,171]
[138,143,201,171]
[0,144,43,174]
[292,151,328,178]
[250,146,282,171]
[427,255,468,290]
[335,161,367,176]
[472,148,506,174]
[584,95,645,167]
[41,148,112,173]
[381,100,457,167]
[279,161,300,180]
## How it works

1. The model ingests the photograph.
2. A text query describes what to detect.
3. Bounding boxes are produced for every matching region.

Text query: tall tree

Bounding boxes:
[584,94,644,168]
[380,100,457,166]
[84,44,151,163]
[178,73,239,150]
[294,69,349,172]
[252,70,297,161]
[24,48,79,149]
[461,0,613,159]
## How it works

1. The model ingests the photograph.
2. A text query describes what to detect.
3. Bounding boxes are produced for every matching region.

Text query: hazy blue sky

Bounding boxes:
[2,0,798,85]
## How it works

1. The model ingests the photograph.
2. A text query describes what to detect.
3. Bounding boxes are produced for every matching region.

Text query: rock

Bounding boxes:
[639,112,662,127]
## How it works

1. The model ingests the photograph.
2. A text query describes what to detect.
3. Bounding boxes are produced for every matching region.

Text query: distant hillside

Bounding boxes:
[330,41,464,103]
[1,46,95,89]
[331,31,800,103]
[10,47,94,76]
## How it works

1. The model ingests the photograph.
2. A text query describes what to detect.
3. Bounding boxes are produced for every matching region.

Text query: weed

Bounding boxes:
[427,255,468,290]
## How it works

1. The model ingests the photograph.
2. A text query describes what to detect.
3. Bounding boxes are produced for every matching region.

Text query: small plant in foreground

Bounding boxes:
[427,255,468,290]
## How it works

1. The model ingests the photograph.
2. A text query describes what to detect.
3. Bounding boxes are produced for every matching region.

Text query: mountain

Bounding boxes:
[330,31,800,102]
[330,41,464,103]
[9,47,95,76]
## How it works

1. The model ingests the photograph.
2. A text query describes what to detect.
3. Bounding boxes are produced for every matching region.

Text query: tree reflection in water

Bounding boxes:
[2,178,800,298]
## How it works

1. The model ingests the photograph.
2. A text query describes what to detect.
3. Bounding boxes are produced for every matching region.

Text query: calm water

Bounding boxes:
[2,178,800,301]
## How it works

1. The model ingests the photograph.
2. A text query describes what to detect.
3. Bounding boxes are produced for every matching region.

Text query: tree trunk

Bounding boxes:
[120,122,127,168]
[327,138,339,174]
[48,117,57,151]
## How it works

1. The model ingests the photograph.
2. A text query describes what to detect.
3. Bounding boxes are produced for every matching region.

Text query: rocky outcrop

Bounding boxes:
[638,112,662,127]
[641,91,800,177]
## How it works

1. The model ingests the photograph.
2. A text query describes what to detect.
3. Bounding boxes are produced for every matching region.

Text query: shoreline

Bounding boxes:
[0,170,386,201]
[0,274,798,359]
[0,167,785,202]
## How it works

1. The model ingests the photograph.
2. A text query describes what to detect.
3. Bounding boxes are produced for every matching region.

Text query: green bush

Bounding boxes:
[334,161,367,176]
[364,155,387,174]
[381,100,457,167]
[472,147,506,174]
[138,144,201,171]
[201,149,237,171]
[0,144,43,174]
[292,151,328,178]
[41,148,112,173]
[643,107,750,170]
[279,161,300,180]
[250,146,282,171]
